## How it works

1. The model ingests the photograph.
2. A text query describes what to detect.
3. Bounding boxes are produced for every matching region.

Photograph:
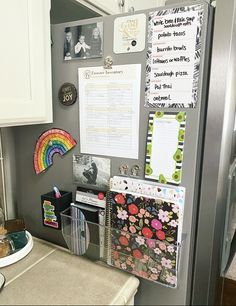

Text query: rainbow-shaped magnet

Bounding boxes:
[33,128,77,174]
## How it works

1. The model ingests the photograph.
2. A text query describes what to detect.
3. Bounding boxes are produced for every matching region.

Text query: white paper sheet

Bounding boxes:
[151,118,179,178]
[78,64,141,158]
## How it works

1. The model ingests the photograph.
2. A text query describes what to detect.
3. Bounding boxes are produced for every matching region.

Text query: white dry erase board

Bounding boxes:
[145,4,204,108]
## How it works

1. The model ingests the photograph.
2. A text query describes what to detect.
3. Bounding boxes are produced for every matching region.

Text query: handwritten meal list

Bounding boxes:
[145,5,204,108]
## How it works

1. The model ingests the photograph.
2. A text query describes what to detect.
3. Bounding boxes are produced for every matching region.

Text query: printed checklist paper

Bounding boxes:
[78,64,141,159]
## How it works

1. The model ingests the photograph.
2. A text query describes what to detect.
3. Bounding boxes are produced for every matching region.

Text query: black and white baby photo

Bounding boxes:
[73,154,110,189]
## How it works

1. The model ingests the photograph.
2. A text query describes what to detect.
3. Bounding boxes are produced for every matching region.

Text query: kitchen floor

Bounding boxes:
[220,241,236,305]
[221,277,236,305]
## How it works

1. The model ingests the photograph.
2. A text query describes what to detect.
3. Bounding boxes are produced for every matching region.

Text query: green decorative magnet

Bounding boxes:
[145,164,153,175]
[178,129,185,142]
[155,111,164,118]
[146,144,152,156]
[176,112,185,122]
[173,149,183,162]
[148,122,153,132]
[159,174,167,184]
[172,170,181,182]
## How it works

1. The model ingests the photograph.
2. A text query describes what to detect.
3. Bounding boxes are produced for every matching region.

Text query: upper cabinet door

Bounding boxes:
[0,0,52,127]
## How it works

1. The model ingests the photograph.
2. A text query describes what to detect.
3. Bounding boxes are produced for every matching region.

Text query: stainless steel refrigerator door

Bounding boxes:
[14,1,211,305]
[221,159,236,274]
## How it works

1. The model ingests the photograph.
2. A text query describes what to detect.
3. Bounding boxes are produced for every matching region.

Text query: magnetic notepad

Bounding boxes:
[145,112,186,185]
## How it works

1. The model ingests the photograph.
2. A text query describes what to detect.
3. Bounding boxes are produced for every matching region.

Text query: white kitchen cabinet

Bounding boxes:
[0,0,52,127]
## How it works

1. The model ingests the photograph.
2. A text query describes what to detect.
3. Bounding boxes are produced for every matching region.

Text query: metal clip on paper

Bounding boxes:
[119,164,129,176]
[104,56,113,69]
[130,165,140,177]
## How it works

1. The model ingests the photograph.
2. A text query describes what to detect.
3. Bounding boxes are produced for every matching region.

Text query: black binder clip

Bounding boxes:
[104,56,113,69]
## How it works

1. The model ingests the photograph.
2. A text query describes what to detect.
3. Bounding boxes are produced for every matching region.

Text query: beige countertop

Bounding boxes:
[0,238,139,305]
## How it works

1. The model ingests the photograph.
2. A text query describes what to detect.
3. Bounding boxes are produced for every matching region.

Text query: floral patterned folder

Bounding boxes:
[107,190,181,287]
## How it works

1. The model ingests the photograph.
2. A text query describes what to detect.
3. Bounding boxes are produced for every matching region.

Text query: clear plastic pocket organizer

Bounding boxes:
[60,207,184,288]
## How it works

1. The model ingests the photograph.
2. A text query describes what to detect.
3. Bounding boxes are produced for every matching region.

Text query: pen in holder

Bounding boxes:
[41,190,72,230]
[53,186,61,199]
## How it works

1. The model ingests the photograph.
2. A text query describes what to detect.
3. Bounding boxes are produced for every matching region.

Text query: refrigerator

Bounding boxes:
[8,0,236,305]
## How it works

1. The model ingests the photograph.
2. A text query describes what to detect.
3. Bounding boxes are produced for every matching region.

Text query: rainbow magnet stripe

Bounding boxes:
[33,128,77,174]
